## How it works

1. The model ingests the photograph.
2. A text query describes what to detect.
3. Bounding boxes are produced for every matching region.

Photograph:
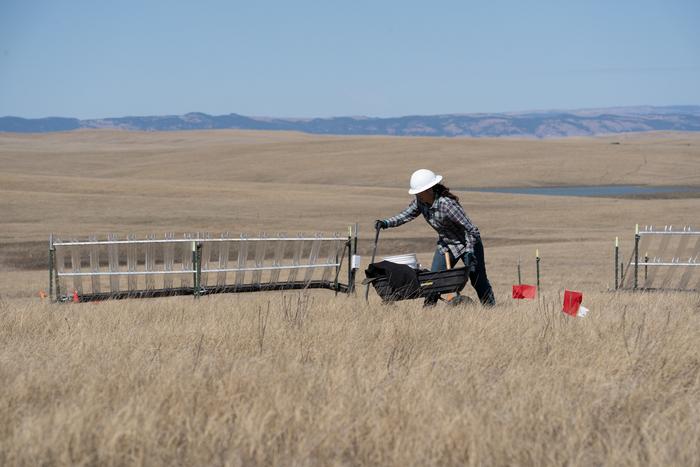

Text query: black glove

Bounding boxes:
[375,219,388,230]
[464,252,477,272]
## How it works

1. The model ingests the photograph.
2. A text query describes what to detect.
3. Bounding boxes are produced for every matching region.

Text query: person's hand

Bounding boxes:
[465,252,477,272]
[374,219,388,230]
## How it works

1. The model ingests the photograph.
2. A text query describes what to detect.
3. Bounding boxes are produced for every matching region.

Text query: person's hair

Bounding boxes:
[433,183,460,203]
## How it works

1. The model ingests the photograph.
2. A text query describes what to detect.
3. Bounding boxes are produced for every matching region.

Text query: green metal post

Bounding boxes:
[352,223,358,294]
[614,237,619,290]
[195,242,202,298]
[54,254,61,302]
[536,249,540,296]
[333,249,341,295]
[633,225,640,290]
[49,235,54,302]
[191,241,198,298]
[347,226,353,295]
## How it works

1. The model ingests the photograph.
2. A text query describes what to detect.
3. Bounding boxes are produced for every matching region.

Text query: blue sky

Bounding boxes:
[1,0,698,119]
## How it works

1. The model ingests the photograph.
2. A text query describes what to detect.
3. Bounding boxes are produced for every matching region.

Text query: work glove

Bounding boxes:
[375,219,388,230]
[464,252,477,273]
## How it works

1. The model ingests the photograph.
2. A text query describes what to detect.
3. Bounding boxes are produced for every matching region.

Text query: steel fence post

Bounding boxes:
[536,249,540,296]
[614,237,619,290]
[191,241,198,298]
[634,224,640,290]
[49,234,54,302]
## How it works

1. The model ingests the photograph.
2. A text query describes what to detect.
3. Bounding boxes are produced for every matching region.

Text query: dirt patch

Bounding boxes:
[0,241,48,271]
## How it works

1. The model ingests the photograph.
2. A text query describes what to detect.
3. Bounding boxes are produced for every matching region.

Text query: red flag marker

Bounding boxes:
[562,290,587,317]
[512,284,537,299]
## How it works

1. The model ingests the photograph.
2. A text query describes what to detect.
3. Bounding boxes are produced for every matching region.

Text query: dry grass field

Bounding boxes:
[1,130,699,465]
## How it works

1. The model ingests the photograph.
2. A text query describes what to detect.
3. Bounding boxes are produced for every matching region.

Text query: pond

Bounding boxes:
[459,185,699,198]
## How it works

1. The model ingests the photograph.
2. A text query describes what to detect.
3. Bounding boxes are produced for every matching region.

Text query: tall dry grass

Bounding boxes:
[1,291,699,466]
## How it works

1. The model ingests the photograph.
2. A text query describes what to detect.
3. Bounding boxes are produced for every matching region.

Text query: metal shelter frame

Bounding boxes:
[618,224,700,292]
[49,227,360,302]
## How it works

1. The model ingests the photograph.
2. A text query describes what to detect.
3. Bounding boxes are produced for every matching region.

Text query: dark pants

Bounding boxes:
[426,239,496,306]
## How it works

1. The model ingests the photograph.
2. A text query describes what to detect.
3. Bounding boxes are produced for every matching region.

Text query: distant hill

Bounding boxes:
[0,116,80,133]
[2,106,700,138]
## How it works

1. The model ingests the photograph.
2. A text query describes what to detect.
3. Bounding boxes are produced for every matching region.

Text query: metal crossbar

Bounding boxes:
[639,225,697,236]
[56,263,341,277]
[52,237,342,246]
[49,229,359,302]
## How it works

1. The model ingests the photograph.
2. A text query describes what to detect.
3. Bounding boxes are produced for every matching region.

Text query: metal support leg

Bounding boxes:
[334,241,348,295]
[196,242,202,297]
[347,229,353,295]
[536,249,540,296]
[351,223,358,294]
[55,238,65,300]
[634,232,640,290]
[614,238,619,290]
[192,241,198,298]
[48,235,54,302]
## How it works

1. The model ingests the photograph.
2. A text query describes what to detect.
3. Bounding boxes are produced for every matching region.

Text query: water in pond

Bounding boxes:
[460,185,699,197]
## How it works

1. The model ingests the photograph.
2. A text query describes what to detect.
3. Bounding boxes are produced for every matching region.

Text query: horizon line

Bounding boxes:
[2,103,700,121]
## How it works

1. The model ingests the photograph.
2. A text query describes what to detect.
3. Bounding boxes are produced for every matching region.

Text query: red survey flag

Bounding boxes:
[512,284,537,299]
[562,290,584,316]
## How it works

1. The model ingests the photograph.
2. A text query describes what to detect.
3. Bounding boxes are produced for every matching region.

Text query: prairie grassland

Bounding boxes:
[1,291,699,466]
[1,130,699,465]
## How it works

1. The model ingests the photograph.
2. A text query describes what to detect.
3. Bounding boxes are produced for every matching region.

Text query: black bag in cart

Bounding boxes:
[363,261,470,302]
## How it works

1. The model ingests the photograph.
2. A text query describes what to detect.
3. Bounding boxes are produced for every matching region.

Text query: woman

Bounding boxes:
[376,169,496,306]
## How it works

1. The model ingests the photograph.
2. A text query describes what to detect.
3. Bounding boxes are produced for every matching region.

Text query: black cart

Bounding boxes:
[364,261,470,302]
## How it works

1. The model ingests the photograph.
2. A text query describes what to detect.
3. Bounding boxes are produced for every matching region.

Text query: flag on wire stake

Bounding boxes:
[512,284,537,299]
[562,290,588,317]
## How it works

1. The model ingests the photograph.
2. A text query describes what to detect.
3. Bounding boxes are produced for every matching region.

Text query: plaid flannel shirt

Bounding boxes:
[384,196,481,258]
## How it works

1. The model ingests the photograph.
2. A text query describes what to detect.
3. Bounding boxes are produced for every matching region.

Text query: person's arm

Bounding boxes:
[443,198,480,253]
[382,199,420,228]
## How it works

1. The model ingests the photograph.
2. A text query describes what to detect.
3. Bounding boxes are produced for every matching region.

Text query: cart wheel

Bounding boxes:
[445,294,474,307]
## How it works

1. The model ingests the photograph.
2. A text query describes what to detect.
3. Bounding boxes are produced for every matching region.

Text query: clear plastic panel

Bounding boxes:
[145,234,156,290]
[200,233,212,287]
[163,232,175,289]
[679,236,700,290]
[659,234,691,289]
[235,234,249,288]
[89,235,101,294]
[252,234,267,286]
[70,240,83,295]
[288,235,304,283]
[127,233,137,291]
[180,234,193,288]
[303,235,322,285]
[108,233,120,293]
[217,232,230,288]
[269,234,286,284]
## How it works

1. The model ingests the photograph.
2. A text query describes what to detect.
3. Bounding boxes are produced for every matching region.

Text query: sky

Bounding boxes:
[1,0,698,119]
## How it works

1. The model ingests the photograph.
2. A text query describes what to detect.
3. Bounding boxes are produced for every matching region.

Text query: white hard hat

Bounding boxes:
[408,169,443,195]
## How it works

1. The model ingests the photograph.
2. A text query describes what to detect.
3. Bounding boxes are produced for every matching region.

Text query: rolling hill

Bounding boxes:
[2,105,699,138]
